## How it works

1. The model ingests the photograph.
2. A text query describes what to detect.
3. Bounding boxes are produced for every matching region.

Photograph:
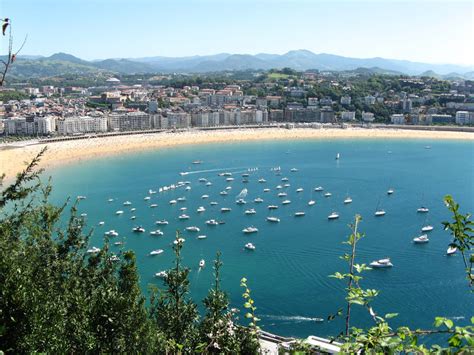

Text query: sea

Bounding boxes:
[48,138,474,339]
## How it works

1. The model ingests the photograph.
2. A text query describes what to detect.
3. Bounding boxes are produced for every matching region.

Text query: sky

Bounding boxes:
[0,0,473,65]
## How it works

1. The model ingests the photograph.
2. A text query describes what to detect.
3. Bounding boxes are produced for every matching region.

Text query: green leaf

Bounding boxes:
[443,319,454,329]
[244,302,252,308]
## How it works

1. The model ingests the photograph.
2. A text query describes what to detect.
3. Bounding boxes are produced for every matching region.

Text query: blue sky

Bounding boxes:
[1,0,472,65]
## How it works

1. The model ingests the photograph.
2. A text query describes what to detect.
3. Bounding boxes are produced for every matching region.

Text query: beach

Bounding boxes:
[1,127,473,181]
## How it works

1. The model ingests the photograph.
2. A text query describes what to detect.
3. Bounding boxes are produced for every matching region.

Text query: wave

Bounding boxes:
[261,314,324,322]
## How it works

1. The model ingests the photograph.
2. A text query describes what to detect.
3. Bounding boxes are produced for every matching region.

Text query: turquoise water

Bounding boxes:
[48,138,474,338]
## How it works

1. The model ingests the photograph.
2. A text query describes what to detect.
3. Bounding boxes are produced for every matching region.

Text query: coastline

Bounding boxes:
[1,127,473,182]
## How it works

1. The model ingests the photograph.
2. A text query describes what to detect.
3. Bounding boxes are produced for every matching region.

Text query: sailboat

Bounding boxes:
[374,198,386,217]
[335,153,340,160]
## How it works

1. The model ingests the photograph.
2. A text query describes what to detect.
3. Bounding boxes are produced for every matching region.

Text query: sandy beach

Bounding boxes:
[1,127,473,182]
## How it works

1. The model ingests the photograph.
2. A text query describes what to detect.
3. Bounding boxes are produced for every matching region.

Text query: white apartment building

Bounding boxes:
[340,96,351,105]
[57,116,107,135]
[5,116,55,136]
[391,114,405,125]
[361,111,375,122]
[455,111,470,125]
[108,112,151,131]
[340,111,356,121]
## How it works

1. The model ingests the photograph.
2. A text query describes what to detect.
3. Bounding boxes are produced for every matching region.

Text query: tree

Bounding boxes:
[0,18,27,86]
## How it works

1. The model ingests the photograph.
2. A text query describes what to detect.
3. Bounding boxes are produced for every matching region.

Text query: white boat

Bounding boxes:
[413,234,429,243]
[225,186,232,190]
[144,196,151,201]
[447,246,457,255]
[245,242,256,250]
[150,204,158,208]
[263,188,271,192]
[206,219,219,226]
[242,173,250,177]
[198,178,207,182]
[177,197,186,202]
[132,226,146,233]
[107,198,114,202]
[281,177,289,181]
[192,160,203,164]
[226,177,235,182]
[336,153,340,160]
[169,200,177,204]
[197,206,206,213]
[254,197,264,203]
[243,226,258,233]
[80,213,87,217]
[98,221,105,226]
[201,194,209,199]
[344,197,353,204]
[149,249,164,256]
[268,205,279,210]
[276,185,283,190]
[283,183,291,188]
[155,271,167,278]
[206,182,212,186]
[178,214,190,220]
[421,225,434,232]
[173,238,186,245]
[417,207,429,213]
[278,192,287,197]
[324,192,332,197]
[245,208,256,215]
[104,230,119,237]
[185,186,191,191]
[199,259,205,268]
[197,235,207,239]
[149,189,157,194]
[387,188,394,195]
[221,207,232,213]
[180,207,187,211]
[220,191,228,196]
[115,210,124,215]
[77,195,87,200]
[236,199,247,205]
[328,212,339,220]
[282,200,291,205]
[113,241,123,246]
[296,188,304,193]
[258,178,266,183]
[87,246,101,254]
[314,186,324,192]
[370,258,393,268]
[294,212,305,217]
[150,230,164,236]
[290,168,298,172]
[210,201,218,205]
[156,220,169,225]
[308,200,316,206]
[267,216,280,223]
[374,210,386,217]
[186,226,200,232]
[123,201,132,206]
[130,216,136,220]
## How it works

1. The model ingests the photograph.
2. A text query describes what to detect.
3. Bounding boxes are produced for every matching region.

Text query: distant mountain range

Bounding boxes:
[8,50,474,79]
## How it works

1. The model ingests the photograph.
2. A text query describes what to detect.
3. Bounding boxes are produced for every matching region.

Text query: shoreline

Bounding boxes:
[1,127,473,182]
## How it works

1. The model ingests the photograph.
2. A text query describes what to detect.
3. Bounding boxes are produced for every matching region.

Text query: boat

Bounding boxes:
[130,208,136,212]
[290,168,298,172]
[198,178,207,182]
[180,207,187,211]
[197,206,206,213]
[225,186,232,191]
[242,179,249,183]
[197,235,207,239]
[173,238,186,245]
[245,208,257,215]
[107,198,114,202]
[245,243,256,250]
[221,207,232,213]
[113,241,123,246]
[242,173,250,177]
[206,219,219,226]
[263,188,271,192]
[130,216,136,220]
[387,188,394,195]
[336,153,340,160]
[98,221,105,226]
[80,213,87,217]
[267,216,280,223]
[268,205,278,210]
[177,197,186,202]
[276,185,283,190]
[115,210,124,215]
[243,226,258,233]
[344,197,353,204]
[324,192,332,197]
[281,177,289,181]
[447,246,457,255]
[156,220,169,225]
[421,225,434,232]
[226,177,234,182]
[149,249,164,256]
[192,160,203,164]
[296,188,304,193]
[87,247,101,254]
[283,184,291,188]
[149,189,157,194]
[178,214,190,220]
[314,186,324,192]
[374,210,386,217]
[169,200,177,204]
[132,226,146,233]
[308,200,316,206]
[185,186,191,191]
[201,194,209,199]
[254,197,264,203]
[282,200,291,205]
[236,199,247,205]
[370,258,393,268]
[186,226,200,232]
[220,190,228,196]
[210,201,218,205]
[155,271,167,278]
[77,195,87,200]
[199,259,205,268]
[278,192,287,197]
[150,230,164,236]
[206,181,212,186]
[417,207,429,213]
[294,212,305,217]
[413,234,429,243]
[104,230,119,237]
[123,201,132,206]
[150,204,158,208]
[144,196,151,201]
[328,212,339,220]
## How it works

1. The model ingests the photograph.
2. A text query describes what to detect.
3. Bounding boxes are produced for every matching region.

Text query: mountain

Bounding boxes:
[8,50,474,78]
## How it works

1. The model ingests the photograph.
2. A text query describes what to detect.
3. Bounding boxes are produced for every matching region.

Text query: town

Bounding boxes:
[1,69,473,137]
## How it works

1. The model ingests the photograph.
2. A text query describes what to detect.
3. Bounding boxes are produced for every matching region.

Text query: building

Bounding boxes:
[5,116,55,136]
[107,112,152,131]
[57,116,107,135]
[402,98,413,113]
[340,111,356,121]
[428,114,454,124]
[361,111,375,122]
[455,111,470,125]
[340,96,351,105]
[307,97,319,107]
[320,107,335,123]
[390,114,405,125]
[365,95,376,105]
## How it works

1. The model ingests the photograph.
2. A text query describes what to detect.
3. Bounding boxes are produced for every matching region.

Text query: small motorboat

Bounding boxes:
[282,200,291,205]
[245,209,257,215]
[77,195,87,200]
[206,219,219,226]
[113,241,123,246]
[104,230,119,237]
[226,177,234,182]
[221,207,232,213]
[169,200,177,204]
[283,183,291,188]
[180,207,187,211]
[150,230,164,236]
[296,188,304,193]
[324,192,332,197]
[206,182,212,186]
[344,197,353,204]
[109,255,120,262]
[243,226,258,233]
[201,194,209,199]
[107,198,114,202]
[314,186,324,192]
[130,208,136,212]
[370,258,393,268]
[294,212,305,217]
[155,271,167,278]
[263,188,271,192]
[328,212,339,220]
[245,243,256,250]
[192,160,203,164]
[115,210,124,215]
[199,259,205,268]
[98,221,105,226]
[267,216,280,223]
[447,246,457,255]
[149,249,164,256]
[220,191,228,196]
[132,226,146,233]
[130,216,136,220]
[417,207,429,213]
[225,186,232,190]
[197,235,207,239]
[281,177,289,182]
[276,185,283,190]
[335,153,340,160]
[185,186,191,191]
[387,189,394,195]
[308,200,316,206]
[144,196,151,201]
[150,204,158,208]
[197,206,206,213]
[413,234,429,243]
[258,178,266,183]
[87,246,101,254]
[210,201,218,205]
[149,189,157,194]
[268,205,279,210]
[178,214,190,220]
[290,168,298,172]
[254,197,264,203]
[123,201,132,206]
[278,192,287,197]
[156,220,169,225]
[236,199,247,205]
[374,210,386,217]
[421,225,434,232]
[177,197,186,202]
[186,226,200,232]
[199,178,207,182]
